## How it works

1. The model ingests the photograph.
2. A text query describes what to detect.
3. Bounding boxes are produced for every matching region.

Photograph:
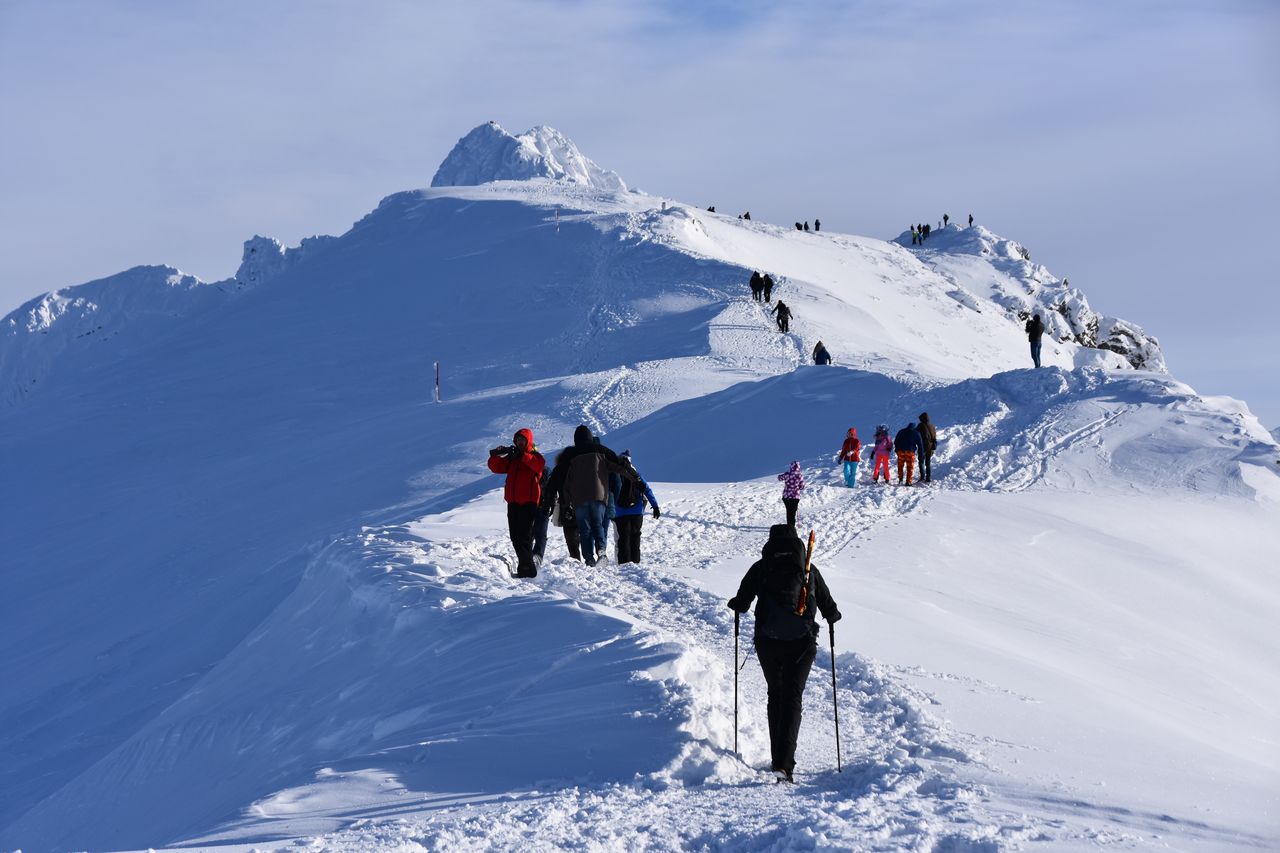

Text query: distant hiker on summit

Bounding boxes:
[803,221,810,232]
[814,218,821,232]
[838,428,861,487]
[812,341,832,365]
[762,273,775,303]
[608,450,661,564]
[894,423,921,485]
[772,301,793,333]
[728,524,841,783]
[871,425,893,483]
[1025,313,1046,368]
[968,213,974,227]
[917,412,937,483]
[910,225,919,245]
[543,426,636,567]
[778,461,805,528]
[749,271,764,302]
[488,428,546,577]
[943,213,949,227]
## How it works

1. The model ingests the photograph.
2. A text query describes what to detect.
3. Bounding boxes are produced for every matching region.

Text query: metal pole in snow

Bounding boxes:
[435,361,440,403]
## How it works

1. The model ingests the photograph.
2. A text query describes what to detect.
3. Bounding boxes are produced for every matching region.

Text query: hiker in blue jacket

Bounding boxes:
[608,450,661,564]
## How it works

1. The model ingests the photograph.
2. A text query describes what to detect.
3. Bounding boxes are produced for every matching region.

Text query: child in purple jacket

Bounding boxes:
[778,461,805,529]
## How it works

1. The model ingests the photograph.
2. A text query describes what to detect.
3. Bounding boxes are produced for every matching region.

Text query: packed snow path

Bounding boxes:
[193,474,1048,852]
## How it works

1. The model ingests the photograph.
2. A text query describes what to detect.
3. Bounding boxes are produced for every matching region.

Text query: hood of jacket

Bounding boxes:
[761,524,805,561]
[573,424,595,449]
[846,427,858,439]
[515,427,535,450]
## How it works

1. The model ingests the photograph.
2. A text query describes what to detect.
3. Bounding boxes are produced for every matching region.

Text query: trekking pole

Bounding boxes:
[829,621,842,772]
[733,611,740,757]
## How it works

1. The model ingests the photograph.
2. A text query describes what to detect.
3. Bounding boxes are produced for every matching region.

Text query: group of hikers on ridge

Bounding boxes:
[487,416,955,781]
[487,425,661,577]
[909,212,975,245]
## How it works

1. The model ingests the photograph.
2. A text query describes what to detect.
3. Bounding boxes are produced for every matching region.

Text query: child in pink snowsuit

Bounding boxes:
[872,426,893,484]
[778,461,805,529]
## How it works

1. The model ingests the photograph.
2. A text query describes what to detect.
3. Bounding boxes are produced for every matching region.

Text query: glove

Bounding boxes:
[539,497,553,515]
[652,506,660,519]
[490,446,509,456]
[727,596,748,613]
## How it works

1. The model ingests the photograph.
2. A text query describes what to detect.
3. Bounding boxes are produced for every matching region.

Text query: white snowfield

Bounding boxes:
[1,125,1277,852]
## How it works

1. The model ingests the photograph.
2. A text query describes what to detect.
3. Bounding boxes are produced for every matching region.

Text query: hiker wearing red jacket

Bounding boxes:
[488,428,546,577]
[838,428,861,487]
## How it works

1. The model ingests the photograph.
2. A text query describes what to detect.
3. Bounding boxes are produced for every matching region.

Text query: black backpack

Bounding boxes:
[616,475,644,509]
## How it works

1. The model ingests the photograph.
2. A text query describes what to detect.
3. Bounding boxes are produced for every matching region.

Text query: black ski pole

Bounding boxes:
[734,611,740,757]
[829,620,842,772]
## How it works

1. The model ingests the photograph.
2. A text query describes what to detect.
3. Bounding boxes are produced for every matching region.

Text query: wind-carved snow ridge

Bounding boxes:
[235,233,338,287]
[431,121,627,192]
[0,266,221,405]
[897,224,1165,371]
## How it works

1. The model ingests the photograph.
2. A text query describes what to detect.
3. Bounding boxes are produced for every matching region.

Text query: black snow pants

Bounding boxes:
[918,450,932,483]
[615,514,644,564]
[507,502,539,576]
[755,634,818,773]
[782,498,799,529]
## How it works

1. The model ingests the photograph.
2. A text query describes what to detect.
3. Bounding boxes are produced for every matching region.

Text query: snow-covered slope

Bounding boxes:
[431,121,627,191]
[2,129,1277,852]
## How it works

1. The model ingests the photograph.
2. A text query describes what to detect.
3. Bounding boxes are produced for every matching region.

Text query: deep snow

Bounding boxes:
[2,124,1277,852]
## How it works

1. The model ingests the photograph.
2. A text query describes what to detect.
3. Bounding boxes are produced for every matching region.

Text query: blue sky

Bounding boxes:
[2,0,1277,424]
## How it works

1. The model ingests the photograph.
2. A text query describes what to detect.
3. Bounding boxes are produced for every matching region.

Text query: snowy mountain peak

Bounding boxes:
[431,121,627,191]
[895,223,1166,371]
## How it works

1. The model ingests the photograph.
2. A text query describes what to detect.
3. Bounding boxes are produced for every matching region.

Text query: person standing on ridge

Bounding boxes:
[778,461,805,529]
[803,221,810,232]
[910,225,919,245]
[943,213,949,227]
[762,273,775,303]
[838,428,861,487]
[814,218,821,232]
[917,412,937,484]
[772,300,793,333]
[727,524,841,784]
[609,450,660,564]
[968,213,974,227]
[871,425,893,483]
[543,425,636,566]
[812,341,832,365]
[749,271,764,302]
[923,223,931,240]
[894,423,921,485]
[488,428,546,577]
[1025,313,1046,368]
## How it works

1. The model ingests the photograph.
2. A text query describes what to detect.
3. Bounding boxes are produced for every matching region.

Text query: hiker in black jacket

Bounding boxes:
[728,524,841,783]
[762,273,775,303]
[749,271,764,302]
[772,300,793,333]
[1025,313,1045,368]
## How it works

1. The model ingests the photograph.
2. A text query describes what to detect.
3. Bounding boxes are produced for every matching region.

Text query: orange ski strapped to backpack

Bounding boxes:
[795,529,816,615]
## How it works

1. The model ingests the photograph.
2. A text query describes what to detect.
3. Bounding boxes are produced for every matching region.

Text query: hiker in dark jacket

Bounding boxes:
[543,425,636,566]
[762,274,775,303]
[1025,313,1045,368]
[488,428,546,577]
[893,424,921,485]
[814,218,821,232]
[749,271,764,302]
[728,524,841,783]
[550,448,581,561]
[772,300,793,333]
[943,213,949,227]
[812,341,832,365]
[608,450,660,564]
[917,412,938,484]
